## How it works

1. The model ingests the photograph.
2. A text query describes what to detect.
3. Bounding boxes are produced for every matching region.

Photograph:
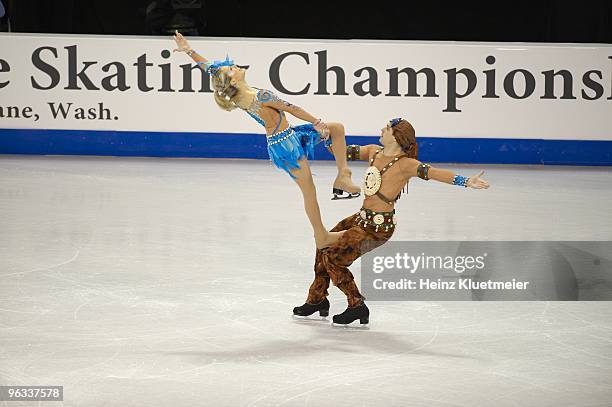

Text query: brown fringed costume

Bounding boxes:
[293,118,482,325]
[294,118,419,325]
[306,151,411,308]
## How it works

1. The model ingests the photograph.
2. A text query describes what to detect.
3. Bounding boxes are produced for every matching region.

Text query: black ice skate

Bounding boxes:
[293,298,330,318]
[332,302,369,326]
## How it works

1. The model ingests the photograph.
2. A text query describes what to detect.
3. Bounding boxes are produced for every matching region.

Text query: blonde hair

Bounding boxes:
[211,69,240,111]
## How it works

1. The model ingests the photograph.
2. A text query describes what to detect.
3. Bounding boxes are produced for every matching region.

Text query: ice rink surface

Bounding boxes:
[1,155,611,406]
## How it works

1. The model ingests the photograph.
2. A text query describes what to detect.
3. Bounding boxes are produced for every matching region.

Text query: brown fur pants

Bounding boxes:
[306,213,394,307]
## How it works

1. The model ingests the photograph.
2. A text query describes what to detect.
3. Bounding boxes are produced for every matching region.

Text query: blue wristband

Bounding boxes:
[453,175,469,187]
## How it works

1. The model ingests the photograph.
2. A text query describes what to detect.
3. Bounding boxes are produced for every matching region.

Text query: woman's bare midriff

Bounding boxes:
[258,105,289,136]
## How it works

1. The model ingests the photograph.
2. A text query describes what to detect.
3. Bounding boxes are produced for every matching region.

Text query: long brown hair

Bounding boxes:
[392,120,417,159]
[392,119,417,200]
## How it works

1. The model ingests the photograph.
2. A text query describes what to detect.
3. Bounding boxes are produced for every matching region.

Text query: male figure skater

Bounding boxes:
[293,118,490,325]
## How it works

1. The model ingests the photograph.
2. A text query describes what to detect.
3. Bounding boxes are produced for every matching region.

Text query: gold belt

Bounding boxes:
[355,208,396,232]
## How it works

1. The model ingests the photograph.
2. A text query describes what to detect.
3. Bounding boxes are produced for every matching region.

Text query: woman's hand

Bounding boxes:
[314,120,331,140]
[172,30,192,53]
[467,171,490,189]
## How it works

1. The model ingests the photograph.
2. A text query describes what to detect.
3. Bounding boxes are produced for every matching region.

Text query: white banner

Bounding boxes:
[0,33,611,140]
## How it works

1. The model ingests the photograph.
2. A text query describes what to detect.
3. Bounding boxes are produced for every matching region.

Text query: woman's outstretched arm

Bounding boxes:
[259,91,317,122]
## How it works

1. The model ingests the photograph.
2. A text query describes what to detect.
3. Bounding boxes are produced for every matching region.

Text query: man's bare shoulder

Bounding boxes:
[399,157,420,176]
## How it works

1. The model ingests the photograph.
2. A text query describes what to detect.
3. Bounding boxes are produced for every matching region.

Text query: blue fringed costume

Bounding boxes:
[243,89,332,178]
[264,123,332,178]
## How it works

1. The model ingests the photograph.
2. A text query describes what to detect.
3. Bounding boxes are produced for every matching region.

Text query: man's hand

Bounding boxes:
[467,171,490,189]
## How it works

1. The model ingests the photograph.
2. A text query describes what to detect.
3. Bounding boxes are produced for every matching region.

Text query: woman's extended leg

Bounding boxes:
[290,158,345,249]
[326,122,360,196]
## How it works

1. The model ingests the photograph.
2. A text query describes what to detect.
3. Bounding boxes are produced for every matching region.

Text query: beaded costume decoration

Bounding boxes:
[417,163,431,180]
[347,145,360,161]
[363,166,382,196]
[363,151,403,196]
[241,88,297,134]
[453,175,470,187]
[354,207,397,233]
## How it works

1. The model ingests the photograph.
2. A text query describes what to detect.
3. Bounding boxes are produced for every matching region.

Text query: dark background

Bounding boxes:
[1,0,611,43]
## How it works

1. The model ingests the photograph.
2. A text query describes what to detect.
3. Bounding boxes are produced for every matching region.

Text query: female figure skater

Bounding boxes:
[172,31,359,248]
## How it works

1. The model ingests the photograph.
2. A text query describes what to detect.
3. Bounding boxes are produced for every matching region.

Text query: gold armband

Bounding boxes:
[347,145,360,161]
[417,163,431,180]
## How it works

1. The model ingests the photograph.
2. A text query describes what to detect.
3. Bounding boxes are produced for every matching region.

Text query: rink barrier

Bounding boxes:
[1,128,611,165]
